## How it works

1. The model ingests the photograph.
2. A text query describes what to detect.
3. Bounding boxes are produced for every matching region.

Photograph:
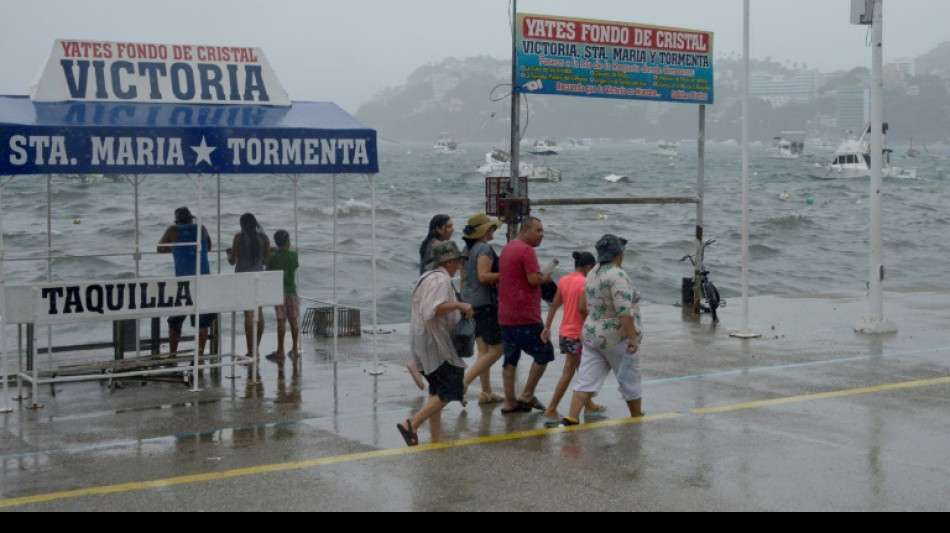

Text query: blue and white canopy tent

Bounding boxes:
[0,40,380,410]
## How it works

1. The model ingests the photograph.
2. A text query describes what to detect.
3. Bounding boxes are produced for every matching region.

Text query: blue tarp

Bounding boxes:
[0,95,378,175]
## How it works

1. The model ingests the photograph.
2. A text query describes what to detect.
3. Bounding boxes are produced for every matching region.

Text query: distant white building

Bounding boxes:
[836,87,869,132]
[749,70,827,107]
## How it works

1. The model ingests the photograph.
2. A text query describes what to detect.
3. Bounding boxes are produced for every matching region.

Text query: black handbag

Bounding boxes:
[452,316,476,358]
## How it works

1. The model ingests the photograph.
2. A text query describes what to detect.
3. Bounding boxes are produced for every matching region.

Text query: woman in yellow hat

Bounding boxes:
[459,213,506,404]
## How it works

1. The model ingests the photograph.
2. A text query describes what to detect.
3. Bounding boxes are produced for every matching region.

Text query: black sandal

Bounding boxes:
[397,419,418,447]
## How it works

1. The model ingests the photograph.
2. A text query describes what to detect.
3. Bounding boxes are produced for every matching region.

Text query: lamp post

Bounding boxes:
[854,0,897,334]
[731,0,761,340]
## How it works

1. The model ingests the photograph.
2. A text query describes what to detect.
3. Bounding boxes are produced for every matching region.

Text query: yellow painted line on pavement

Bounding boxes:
[2,377,948,509]
[693,375,950,415]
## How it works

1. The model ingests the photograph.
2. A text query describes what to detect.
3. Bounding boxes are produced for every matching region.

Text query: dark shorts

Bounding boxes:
[424,362,465,404]
[473,304,502,346]
[167,313,216,334]
[559,336,583,356]
[501,324,555,368]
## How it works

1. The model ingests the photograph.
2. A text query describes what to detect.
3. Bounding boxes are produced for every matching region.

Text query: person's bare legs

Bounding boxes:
[626,397,643,417]
[566,390,595,422]
[501,363,519,411]
[243,310,256,356]
[398,394,447,445]
[544,353,602,420]
[428,409,443,443]
[518,362,547,405]
[255,308,265,353]
[198,328,209,355]
[168,329,180,358]
[275,317,287,357]
[289,317,300,357]
[462,339,503,402]
[544,353,578,419]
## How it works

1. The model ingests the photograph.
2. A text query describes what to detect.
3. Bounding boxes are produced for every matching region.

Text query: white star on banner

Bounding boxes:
[191,137,217,167]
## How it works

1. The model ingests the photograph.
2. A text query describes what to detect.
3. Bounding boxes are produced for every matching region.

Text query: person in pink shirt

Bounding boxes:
[540,251,607,425]
[497,217,554,414]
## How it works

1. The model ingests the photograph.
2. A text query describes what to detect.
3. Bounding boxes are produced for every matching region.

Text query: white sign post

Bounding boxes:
[731,0,761,340]
[854,0,897,334]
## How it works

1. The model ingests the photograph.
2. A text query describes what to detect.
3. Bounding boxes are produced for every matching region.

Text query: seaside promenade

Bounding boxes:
[1,288,948,512]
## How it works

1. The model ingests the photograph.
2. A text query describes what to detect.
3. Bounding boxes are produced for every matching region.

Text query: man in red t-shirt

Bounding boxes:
[497,217,555,414]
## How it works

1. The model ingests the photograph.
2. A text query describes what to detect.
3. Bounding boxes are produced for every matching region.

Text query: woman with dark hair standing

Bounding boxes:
[418,214,454,275]
[227,213,271,361]
[406,214,456,389]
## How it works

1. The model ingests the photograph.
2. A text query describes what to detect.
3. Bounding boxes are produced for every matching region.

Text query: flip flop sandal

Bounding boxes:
[397,419,418,447]
[518,397,547,412]
[501,404,531,414]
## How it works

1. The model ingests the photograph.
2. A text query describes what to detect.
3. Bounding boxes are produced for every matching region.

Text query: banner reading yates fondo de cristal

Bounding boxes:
[31,39,291,106]
[517,13,714,104]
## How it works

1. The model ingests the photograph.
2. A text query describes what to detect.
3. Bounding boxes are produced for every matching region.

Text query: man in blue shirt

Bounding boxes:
[157,206,214,358]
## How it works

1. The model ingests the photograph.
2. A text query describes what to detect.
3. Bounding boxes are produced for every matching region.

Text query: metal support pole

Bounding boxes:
[133,176,143,357]
[507,0,523,242]
[693,106,706,314]
[332,174,338,359]
[46,176,52,368]
[732,0,762,340]
[856,0,897,334]
[0,182,10,413]
[192,174,205,391]
[369,174,381,376]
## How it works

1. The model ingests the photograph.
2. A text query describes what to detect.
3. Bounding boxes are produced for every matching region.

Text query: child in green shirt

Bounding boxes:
[267,230,300,361]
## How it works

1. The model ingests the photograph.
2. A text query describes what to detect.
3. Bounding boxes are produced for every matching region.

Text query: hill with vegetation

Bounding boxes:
[355,46,950,145]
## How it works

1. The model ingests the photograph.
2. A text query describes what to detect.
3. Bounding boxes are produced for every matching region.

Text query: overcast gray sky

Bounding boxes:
[1,0,946,114]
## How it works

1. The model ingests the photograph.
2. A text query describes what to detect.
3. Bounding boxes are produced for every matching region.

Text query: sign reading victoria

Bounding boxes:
[31,40,291,106]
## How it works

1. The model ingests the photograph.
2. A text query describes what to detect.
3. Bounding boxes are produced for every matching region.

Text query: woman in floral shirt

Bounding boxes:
[559,234,643,426]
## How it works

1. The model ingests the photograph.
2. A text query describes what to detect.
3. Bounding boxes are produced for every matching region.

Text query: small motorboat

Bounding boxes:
[604,174,631,184]
[433,133,460,154]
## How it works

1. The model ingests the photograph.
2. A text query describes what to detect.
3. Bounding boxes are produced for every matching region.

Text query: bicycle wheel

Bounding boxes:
[705,280,720,321]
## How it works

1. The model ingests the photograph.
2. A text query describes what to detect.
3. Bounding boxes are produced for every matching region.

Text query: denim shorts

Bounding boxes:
[501,324,555,367]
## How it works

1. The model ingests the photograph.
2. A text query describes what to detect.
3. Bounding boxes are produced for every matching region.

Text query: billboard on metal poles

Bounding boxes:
[516,13,714,105]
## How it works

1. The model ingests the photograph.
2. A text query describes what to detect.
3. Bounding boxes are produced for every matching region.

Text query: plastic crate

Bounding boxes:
[485,176,529,222]
[303,307,362,337]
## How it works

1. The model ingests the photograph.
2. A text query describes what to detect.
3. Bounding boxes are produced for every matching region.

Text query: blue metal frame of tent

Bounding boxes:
[0,95,380,411]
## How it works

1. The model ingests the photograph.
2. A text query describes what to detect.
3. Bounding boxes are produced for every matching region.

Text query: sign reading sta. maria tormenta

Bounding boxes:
[30,39,291,106]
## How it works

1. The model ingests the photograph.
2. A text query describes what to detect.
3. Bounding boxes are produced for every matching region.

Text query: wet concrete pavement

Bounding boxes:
[1,289,949,511]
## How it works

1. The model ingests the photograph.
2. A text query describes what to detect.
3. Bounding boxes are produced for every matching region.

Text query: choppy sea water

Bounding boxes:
[3,140,949,345]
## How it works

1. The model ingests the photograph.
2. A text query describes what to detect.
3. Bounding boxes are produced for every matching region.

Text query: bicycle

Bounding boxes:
[680,239,723,322]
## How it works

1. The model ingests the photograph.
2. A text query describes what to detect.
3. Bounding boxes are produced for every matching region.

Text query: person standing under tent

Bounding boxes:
[227,213,271,362]
[157,206,215,359]
[267,229,300,363]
